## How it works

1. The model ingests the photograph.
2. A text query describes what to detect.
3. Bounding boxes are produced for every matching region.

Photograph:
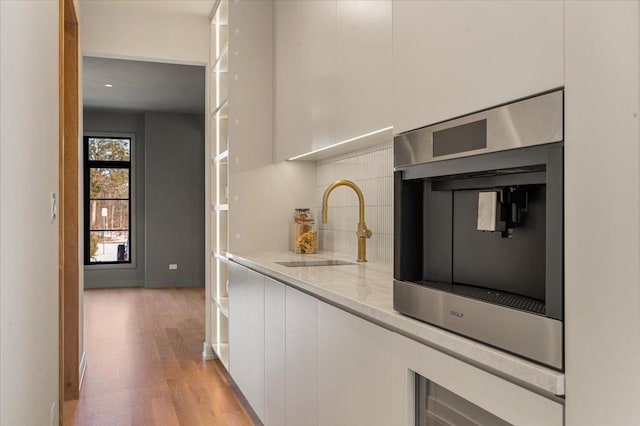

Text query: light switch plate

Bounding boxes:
[169,264,178,270]
[50,192,57,222]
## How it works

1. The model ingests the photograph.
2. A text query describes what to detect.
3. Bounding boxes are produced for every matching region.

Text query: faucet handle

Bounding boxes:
[357,223,373,239]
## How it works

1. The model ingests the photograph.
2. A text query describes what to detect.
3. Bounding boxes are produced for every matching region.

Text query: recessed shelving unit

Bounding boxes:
[210,0,230,371]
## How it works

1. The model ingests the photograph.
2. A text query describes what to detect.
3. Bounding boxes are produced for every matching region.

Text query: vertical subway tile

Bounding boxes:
[315,142,393,265]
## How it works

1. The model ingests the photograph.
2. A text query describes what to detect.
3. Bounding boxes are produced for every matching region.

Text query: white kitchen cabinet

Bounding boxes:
[230,259,563,426]
[393,0,564,135]
[274,0,393,162]
[264,277,286,426]
[227,0,272,175]
[228,261,248,392]
[246,269,265,421]
[285,286,318,426]
[336,0,392,143]
[228,262,265,422]
[318,303,394,426]
[391,333,563,426]
[274,0,337,162]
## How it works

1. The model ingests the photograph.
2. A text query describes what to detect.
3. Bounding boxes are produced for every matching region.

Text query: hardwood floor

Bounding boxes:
[64,288,259,426]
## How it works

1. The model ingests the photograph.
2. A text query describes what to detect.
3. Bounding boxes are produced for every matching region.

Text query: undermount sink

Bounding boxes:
[275,260,356,267]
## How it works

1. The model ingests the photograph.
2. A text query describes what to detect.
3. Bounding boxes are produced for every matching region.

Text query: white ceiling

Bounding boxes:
[79,0,216,17]
[83,56,206,114]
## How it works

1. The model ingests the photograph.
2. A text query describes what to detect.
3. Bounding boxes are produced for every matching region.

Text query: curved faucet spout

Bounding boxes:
[322,179,372,262]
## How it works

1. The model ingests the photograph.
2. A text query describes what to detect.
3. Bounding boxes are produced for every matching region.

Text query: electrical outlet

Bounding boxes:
[169,264,178,270]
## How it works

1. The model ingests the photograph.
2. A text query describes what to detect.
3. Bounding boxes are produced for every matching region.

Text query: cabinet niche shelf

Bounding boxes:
[210,0,230,370]
[213,99,229,118]
[215,297,230,317]
[213,46,229,73]
[215,150,229,163]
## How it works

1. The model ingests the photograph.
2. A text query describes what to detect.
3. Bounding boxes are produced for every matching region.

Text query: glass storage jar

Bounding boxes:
[292,208,317,254]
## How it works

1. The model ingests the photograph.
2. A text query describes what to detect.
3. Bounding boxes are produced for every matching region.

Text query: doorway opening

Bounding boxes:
[62,57,221,424]
[81,57,206,290]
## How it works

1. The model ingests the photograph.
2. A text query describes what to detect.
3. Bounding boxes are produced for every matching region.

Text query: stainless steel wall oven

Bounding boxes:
[393,90,564,369]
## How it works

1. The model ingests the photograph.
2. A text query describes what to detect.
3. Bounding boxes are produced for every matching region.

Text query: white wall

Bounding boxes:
[0,1,60,424]
[565,2,640,424]
[79,1,209,65]
[229,162,316,253]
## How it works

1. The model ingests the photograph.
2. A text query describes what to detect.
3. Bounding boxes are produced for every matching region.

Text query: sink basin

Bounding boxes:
[275,260,356,267]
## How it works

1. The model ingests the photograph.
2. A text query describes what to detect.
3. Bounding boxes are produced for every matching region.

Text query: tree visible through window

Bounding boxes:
[84,136,132,264]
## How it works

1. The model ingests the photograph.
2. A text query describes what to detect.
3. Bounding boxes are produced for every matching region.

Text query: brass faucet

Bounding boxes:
[322,179,373,262]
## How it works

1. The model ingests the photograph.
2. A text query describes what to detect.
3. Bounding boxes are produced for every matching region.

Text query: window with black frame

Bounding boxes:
[84,136,132,265]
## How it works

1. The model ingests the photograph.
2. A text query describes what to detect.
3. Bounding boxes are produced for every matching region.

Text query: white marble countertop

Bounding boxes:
[228,251,565,397]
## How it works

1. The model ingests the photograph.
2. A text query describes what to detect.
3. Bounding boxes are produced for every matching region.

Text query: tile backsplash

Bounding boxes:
[316,141,393,265]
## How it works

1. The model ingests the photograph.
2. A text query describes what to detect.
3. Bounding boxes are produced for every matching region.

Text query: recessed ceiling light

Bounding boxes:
[104,83,113,88]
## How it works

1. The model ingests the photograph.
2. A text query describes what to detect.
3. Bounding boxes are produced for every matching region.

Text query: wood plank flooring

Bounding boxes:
[64,288,259,426]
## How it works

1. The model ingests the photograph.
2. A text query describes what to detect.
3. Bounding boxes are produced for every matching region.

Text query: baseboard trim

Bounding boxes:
[145,281,205,288]
[84,281,205,289]
[84,280,145,289]
[202,341,216,360]
[78,352,87,390]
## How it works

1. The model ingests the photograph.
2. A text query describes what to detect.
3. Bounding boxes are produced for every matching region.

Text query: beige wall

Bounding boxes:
[0,1,60,424]
[79,1,209,65]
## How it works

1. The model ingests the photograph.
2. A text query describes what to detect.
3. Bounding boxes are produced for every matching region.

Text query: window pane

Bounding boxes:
[89,231,129,263]
[89,200,129,231]
[88,137,130,161]
[89,167,129,199]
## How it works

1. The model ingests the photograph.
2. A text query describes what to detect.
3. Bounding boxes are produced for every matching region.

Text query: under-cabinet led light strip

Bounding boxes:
[287,126,393,161]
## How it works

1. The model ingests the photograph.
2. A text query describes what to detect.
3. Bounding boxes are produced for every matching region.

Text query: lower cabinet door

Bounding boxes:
[229,262,265,422]
[285,286,318,426]
[229,262,249,395]
[318,302,394,426]
[246,269,265,421]
[265,277,286,426]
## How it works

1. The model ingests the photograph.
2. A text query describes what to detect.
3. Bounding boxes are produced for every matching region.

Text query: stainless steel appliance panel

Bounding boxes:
[394,90,563,168]
[394,279,563,369]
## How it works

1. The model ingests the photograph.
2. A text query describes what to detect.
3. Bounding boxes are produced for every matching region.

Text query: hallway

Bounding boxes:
[64,288,258,425]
